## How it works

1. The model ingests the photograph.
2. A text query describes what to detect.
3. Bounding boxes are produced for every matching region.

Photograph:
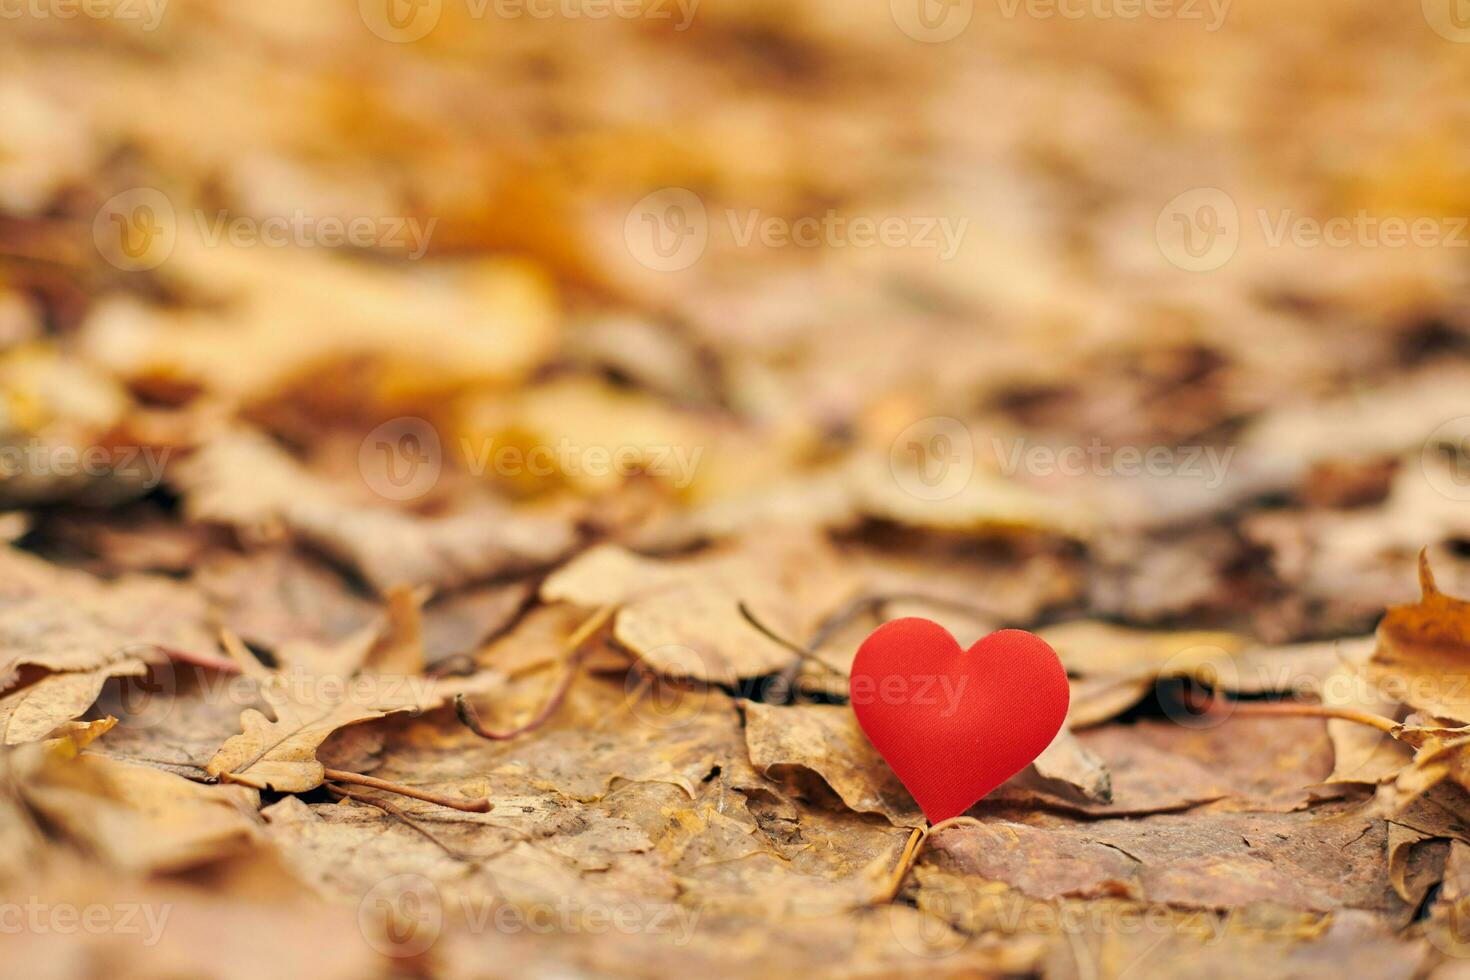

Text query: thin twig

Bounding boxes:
[457,605,613,741]
[809,593,999,653]
[322,768,492,813]
[737,602,810,660]
[1183,691,1398,733]
[326,785,472,858]
[737,602,849,702]
[739,592,1004,705]
[879,827,926,903]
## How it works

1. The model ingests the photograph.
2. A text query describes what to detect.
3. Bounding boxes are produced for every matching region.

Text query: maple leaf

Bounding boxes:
[1369,550,1470,723]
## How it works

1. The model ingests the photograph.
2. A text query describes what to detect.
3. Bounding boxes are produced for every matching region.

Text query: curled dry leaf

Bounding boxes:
[1030,728,1112,804]
[1321,639,1413,785]
[0,657,146,744]
[1369,550,1470,723]
[1040,620,1250,680]
[4,717,260,873]
[1038,621,1248,727]
[740,701,923,827]
[205,629,503,792]
[1424,840,1470,960]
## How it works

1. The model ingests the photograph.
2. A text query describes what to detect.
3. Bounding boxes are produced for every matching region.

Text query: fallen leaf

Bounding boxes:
[1031,727,1113,804]
[740,701,923,827]
[542,531,863,683]
[0,658,146,744]
[1370,551,1470,722]
[206,629,501,792]
[175,429,578,594]
[925,800,1418,923]
[0,546,217,676]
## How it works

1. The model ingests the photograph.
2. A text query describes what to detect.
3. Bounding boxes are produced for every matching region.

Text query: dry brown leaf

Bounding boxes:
[81,240,557,407]
[1323,644,1415,785]
[1040,620,1251,679]
[0,658,146,744]
[1038,621,1249,726]
[543,531,863,683]
[206,629,501,792]
[3,716,259,874]
[1370,551,1470,723]
[1066,674,1156,728]
[1387,823,1450,905]
[4,854,387,980]
[195,545,381,651]
[849,449,1095,538]
[989,715,1334,817]
[0,546,217,676]
[20,752,260,874]
[912,867,1426,980]
[87,665,271,781]
[1424,840,1470,962]
[740,701,922,827]
[1031,727,1113,804]
[175,429,577,594]
[926,800,1418,923]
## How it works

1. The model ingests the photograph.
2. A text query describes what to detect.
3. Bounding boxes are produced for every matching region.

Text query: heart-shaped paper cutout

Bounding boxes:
[849,619,1069,823]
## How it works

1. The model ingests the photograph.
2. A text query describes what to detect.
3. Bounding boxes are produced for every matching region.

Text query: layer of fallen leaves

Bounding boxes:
[8,1,1470,978]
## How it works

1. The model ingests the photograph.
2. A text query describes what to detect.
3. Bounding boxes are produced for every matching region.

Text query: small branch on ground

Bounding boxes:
[322,767,492,813]
[457,604,613,741]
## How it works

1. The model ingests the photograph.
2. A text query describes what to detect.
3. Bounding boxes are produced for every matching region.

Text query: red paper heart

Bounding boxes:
[849,619,1069,824]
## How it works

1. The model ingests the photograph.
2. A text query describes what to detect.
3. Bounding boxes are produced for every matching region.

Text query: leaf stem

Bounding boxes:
[457,605,612,741]
[877,816,986,903]
[1182,691,1398,733]
[322,768,492,813]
